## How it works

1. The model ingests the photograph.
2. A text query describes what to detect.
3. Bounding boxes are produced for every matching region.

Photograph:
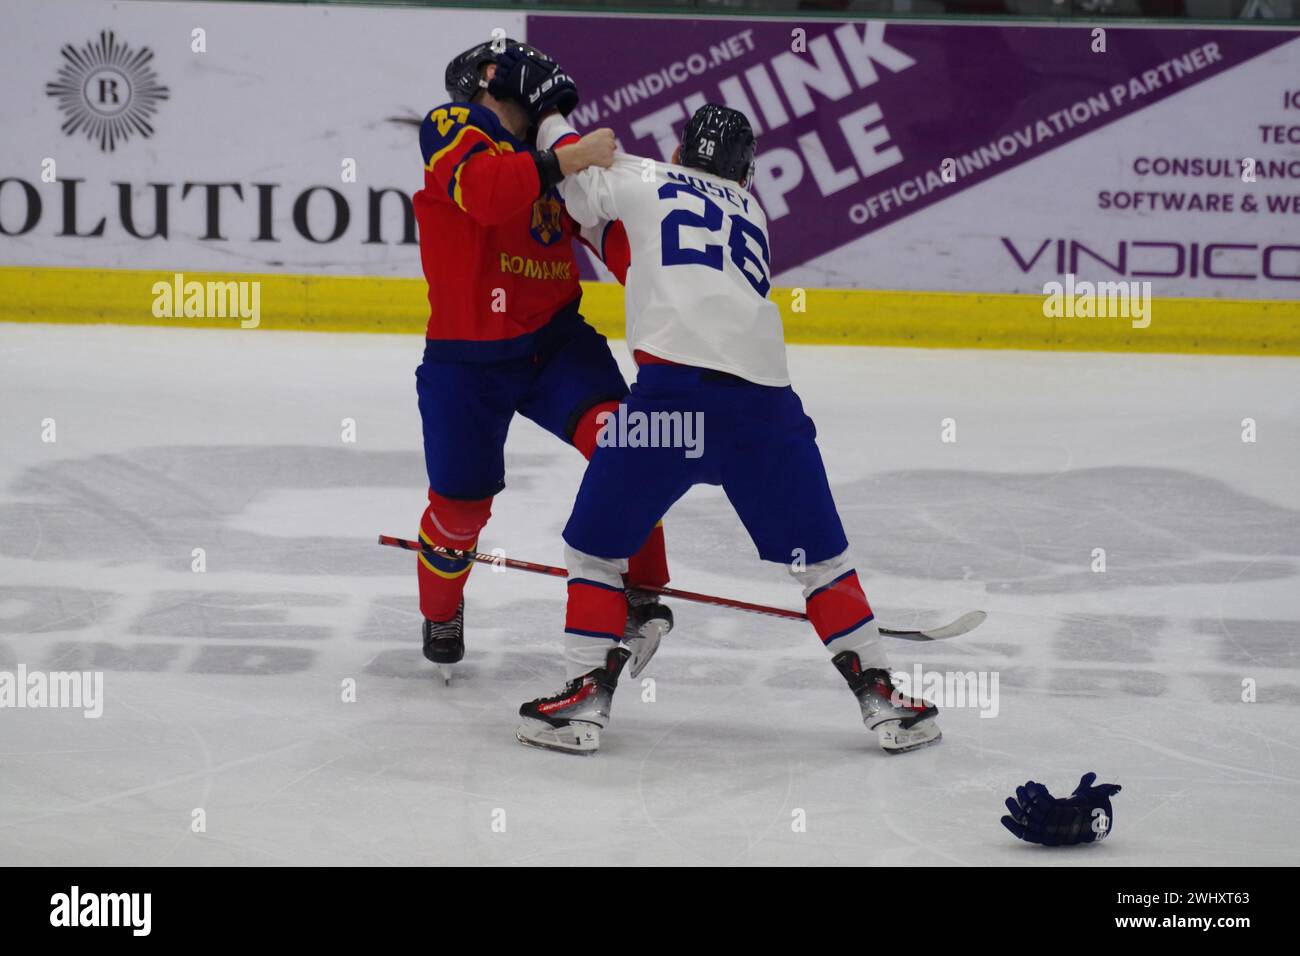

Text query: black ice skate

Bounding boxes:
[624,589,673,678]
[516,646,631,755]
[422,599,465,674]
[832,651,942,754]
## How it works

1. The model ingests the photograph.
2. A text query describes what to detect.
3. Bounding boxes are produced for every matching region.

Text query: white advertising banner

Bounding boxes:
[0,0,523,276]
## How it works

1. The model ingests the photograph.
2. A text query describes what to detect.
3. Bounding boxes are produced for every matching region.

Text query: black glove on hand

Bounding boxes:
[1001,772,1121,846]
[487,46,579,124]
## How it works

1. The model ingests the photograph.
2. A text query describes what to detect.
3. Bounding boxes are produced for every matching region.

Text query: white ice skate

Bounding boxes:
[832,651,942,754]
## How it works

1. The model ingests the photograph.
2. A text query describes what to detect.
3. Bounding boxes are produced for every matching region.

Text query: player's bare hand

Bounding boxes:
[582,128,617,168]
[557,128,617,177]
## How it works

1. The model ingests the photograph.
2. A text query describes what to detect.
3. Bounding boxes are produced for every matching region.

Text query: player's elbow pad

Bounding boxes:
[534,149,564,195]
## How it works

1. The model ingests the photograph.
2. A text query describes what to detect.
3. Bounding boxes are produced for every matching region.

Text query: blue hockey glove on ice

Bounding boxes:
[1001,772,1121,846]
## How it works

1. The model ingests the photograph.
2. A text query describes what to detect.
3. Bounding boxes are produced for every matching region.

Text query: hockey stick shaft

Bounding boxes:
[378,534,807,620]
[377,534,983,639]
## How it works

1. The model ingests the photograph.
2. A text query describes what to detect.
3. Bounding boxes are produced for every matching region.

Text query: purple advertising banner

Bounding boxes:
[526,16,1297,278]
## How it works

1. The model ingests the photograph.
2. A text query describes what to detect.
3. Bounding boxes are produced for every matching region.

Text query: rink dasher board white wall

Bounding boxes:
[0,0,522,277]
[0,0,1297,301]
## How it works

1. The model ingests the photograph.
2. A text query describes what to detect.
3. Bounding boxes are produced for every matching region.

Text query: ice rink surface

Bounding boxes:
[1,323,1298,866]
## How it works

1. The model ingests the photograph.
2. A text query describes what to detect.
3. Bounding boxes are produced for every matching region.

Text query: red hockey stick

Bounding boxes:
[376,534,986,640]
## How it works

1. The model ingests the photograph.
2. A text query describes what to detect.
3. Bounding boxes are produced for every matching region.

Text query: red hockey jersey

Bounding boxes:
[414,102,590,361]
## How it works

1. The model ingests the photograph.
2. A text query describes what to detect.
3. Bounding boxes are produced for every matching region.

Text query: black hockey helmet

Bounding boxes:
[681,104,756,185]
[444,37,551,103]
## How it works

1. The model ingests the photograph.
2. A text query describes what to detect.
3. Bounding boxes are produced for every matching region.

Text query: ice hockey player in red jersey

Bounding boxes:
[412,39,670,674]
[515,105,941,755]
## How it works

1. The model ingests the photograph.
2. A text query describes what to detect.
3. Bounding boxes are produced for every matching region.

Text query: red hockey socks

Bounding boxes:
[571,400,619,459]
[627,522,669,589]
[563,545,628,679]
[417,489,493,622]
[799,559,887,670]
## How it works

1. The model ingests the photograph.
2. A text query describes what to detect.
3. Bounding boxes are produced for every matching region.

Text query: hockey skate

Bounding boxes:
[624,589,673,679]
[516,646,630,755]
[832,651,942,754]
[422,599,464,684]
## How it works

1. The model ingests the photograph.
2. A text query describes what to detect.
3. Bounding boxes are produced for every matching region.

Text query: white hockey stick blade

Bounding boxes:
[879,610,987,641]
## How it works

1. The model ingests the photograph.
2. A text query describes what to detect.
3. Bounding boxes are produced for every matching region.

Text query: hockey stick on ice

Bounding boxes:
[377,535,985,641]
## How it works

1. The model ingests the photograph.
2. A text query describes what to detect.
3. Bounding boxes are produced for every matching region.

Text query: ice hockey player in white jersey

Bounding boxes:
[515,104,941,756]
[541,110,788,389]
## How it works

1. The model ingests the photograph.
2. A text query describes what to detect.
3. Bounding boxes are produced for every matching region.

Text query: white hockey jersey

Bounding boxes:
[539,116,790,387]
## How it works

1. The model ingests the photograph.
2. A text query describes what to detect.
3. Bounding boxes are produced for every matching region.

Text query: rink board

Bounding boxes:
[1,266,1297,355]
[1,2,1299,352]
